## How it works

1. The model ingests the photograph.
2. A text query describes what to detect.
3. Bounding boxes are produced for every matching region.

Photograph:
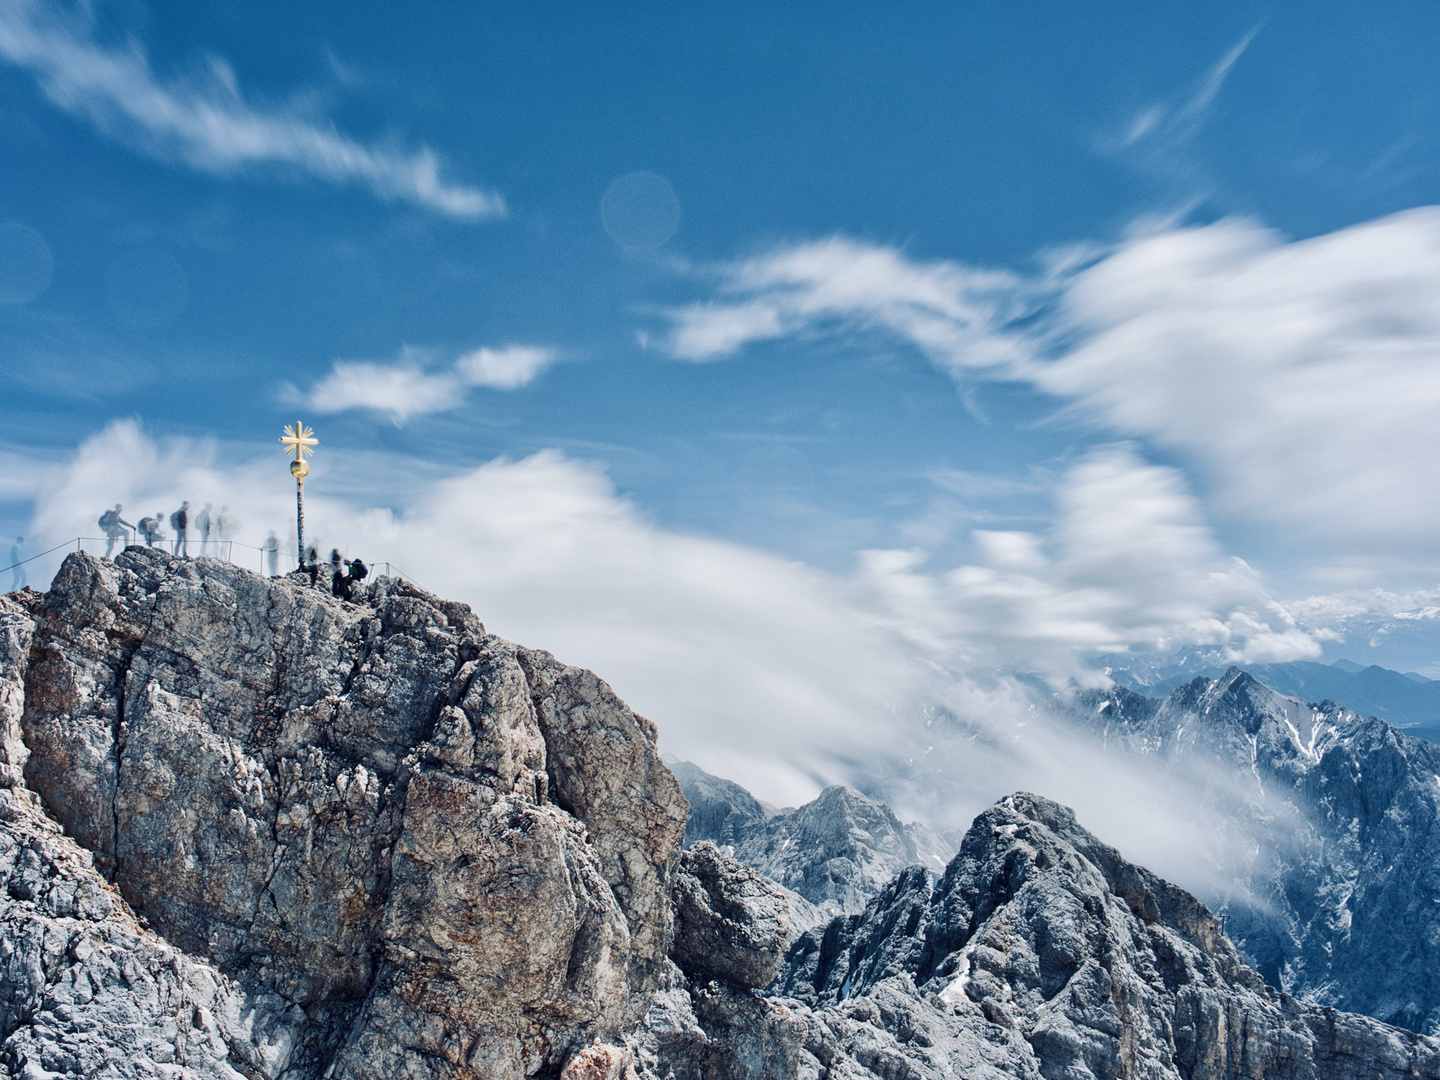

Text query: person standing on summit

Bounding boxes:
[170,501,189,557]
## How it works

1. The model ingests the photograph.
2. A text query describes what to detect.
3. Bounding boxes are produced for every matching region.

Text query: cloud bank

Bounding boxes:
[297,345,556,421]
[18,421,1357,895]
[858,444,1318,678]
[0,0,501,219]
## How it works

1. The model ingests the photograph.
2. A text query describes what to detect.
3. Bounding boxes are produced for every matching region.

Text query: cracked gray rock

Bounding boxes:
[670,842,788,990]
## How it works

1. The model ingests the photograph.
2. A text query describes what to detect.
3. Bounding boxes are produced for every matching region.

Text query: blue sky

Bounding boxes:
[5,0,1440,802]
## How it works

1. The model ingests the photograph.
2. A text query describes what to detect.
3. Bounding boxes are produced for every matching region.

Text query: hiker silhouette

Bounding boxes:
[194,503,212,555]
[98,504,134,558]
[170,501,189,557]
[139,513,165,548]
[330,549,347,599]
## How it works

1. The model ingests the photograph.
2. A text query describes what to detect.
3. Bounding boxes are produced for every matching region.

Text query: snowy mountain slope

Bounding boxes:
[1069,668,1440,1035]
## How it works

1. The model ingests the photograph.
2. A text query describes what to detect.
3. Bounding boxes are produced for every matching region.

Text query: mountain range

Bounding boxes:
[1094,651,1440,743]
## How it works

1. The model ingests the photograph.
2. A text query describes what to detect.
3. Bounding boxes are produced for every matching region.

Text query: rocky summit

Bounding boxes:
[1,548,687,1078]
[0,550,1437,1079]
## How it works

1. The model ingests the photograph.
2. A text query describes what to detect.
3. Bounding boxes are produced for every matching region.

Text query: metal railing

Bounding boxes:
[2,538,424,593]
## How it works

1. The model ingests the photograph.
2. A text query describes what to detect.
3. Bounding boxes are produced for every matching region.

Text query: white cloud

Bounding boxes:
[0,0,501,219]
[664,208,1440,574]
[302,361,461,421]
[298,345,556,421]
[668,237,1035,372]
[856,444,1318,679]
[1036,210,1440,561]
[455,346,556,390]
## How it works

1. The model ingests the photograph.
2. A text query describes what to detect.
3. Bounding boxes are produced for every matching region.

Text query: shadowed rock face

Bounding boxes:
[3,549,686,1079]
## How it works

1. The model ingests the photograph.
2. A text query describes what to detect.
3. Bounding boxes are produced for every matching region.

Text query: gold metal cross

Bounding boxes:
[280,421,318,462]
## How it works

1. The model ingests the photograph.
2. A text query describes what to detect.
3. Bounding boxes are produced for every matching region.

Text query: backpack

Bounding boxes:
[99,510,117,529]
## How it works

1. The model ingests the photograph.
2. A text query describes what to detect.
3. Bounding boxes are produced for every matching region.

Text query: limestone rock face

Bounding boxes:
[670,842,788,989]
[0,775,307,1080]
[516,648,686,1014]
[7,549,687,1078]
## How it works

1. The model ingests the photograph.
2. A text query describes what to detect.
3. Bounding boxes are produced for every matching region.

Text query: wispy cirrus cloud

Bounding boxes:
[1118,25,1261,150]
[294,345,557,421]
[0,0,502,219]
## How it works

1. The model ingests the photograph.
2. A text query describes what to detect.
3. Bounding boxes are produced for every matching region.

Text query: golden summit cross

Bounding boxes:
[280,421,318,573]
[280,421,318,462]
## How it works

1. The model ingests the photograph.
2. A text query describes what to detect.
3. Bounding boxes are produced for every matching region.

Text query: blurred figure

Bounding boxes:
[305,544,319,587]
[194,503,212,555]
[8,537,24,591]
[262,531,279,577]
[170,501,189,557]
[330,549,346,599]
[139,513,164,548]
[98,504,134,558]
[216,506,239,542]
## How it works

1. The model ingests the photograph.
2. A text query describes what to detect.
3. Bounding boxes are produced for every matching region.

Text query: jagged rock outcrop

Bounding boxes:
[4,549,687,1078]
[670,842,788,989]
[1072,668,1440,1036]
[673,761,962,928]
[640,792,1440,1080]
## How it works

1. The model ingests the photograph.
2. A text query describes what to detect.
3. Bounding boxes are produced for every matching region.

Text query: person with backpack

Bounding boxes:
[262,531,279,577]
[138,513,164,547]
[346,557,369,599]
[98,504,135,558]
[170,501,189,557]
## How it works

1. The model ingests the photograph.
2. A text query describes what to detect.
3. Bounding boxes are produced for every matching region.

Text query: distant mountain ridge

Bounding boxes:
[1094,652,1440,742]
[671,759,964,931]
